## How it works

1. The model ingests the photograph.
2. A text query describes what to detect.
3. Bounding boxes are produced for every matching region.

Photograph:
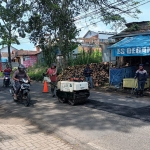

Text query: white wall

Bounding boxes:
[102,44,116,64]
[72,47,78,54]
[20,56,23,64]
[98,33,114,40]
[0,46,17,53]
[0,46,18,62]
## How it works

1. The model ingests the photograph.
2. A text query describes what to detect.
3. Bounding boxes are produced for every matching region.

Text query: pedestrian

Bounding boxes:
[134,64,147,97]
[83,64,93,88]
[46,63,57,97]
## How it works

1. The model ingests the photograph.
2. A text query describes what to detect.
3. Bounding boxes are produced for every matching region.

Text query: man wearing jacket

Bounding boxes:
[134,64,147,97]
[83,64,93,88]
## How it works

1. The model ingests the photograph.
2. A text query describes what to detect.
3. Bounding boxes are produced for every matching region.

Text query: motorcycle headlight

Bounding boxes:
[23,84,30,88]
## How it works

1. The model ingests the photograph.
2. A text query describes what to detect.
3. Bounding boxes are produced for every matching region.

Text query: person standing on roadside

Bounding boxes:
[46,63,57,97]
[83,64,93,88]
[134,64,147,97]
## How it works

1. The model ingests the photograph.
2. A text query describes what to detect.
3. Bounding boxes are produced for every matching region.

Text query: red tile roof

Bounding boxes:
[16,50,40,56]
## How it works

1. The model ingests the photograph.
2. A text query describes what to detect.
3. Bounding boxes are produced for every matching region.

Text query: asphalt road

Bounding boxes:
[1,78,150,150]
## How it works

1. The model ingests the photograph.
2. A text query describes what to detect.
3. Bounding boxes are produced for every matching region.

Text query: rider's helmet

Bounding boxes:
[18,64,26,73]
[51,63,56,69]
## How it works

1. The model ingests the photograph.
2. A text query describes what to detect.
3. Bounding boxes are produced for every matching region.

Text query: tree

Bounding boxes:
[0,0,29,66]
[28,1,79,67]
[28,0,141,66]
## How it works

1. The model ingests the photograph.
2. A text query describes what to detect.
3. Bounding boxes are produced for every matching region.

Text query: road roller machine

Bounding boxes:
[56,81,90,105]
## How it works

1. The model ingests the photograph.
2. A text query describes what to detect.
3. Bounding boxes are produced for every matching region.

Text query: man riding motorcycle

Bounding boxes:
[13,64,30,100]
[1,64,12,86]
[2,64,12,74]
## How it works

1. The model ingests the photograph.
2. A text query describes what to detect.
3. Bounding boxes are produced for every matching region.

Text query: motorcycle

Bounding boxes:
[3,72,11,87]
[10,78,31,107]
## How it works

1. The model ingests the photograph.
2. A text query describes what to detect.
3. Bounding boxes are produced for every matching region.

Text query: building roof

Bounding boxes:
[83,30,98,38]
[16,50,40,56]
[111,21,150,39]
[108,35,150,56]
[1,52,16,59]
[83,30,116,40]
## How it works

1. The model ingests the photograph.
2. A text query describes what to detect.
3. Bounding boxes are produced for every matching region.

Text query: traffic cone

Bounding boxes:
[43,81,49,93]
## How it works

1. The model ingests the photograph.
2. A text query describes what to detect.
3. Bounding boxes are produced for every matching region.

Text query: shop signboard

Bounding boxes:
[108,35,150,56]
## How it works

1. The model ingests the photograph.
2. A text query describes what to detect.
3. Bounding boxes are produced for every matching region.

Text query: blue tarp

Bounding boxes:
[108,35,150,56]
[110,66,136,86]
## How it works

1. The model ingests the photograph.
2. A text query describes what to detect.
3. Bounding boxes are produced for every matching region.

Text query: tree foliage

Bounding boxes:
[0,0,141,66]
[0,0,29,65]
[28,0,141,64]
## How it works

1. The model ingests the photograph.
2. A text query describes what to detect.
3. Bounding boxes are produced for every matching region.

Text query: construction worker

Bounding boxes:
[134,64,147,97]
[83,64,93,88]
[46,63,57,97]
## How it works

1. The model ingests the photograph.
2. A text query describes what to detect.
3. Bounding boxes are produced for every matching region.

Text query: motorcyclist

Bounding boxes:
[1,64,12,86]
[3,64,12,72]
[13,64,30,100]
[1,64,12,75]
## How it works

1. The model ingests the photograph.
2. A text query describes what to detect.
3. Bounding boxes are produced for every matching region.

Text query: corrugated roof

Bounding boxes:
[108,35,150,56]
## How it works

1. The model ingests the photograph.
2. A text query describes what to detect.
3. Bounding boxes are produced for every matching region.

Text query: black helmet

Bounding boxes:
[18,64,25,73]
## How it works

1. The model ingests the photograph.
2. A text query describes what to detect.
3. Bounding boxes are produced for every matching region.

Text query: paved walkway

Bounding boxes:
[0,107,74,150]
[0,124,73,150]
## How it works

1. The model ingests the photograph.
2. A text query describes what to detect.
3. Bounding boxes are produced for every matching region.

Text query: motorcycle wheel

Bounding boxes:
[4,80,9,87]
[24,93,31,107]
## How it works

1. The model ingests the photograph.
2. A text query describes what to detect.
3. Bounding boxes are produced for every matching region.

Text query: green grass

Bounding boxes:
[0,72,3,77]
[68,49,102,66]
[27,64,48,81]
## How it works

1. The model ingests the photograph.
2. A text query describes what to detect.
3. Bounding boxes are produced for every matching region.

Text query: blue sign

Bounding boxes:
[108,35,150,56]
[113,47,150,56]
[1,58,8,62]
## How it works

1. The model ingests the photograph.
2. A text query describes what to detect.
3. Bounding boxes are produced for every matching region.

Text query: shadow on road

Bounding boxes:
[1,81,150,149]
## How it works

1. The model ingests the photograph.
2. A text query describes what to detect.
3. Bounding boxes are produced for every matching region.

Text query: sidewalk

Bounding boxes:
[0,107,74,150]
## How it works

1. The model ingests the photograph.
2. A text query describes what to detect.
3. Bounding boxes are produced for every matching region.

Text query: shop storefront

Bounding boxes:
[108,35,150,88]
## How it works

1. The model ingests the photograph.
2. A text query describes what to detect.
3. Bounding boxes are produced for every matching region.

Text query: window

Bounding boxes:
[23,56,30,61]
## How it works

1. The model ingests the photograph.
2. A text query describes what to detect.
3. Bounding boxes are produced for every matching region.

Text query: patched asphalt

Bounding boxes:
[84,99,150,122]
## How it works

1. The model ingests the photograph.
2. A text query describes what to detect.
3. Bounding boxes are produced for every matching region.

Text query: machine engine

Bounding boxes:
[56,81,90,105]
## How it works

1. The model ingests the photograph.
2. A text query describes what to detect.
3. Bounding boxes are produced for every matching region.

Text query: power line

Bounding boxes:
[74,0,127,21]
[77,0,150,30]
[74,0,146,22]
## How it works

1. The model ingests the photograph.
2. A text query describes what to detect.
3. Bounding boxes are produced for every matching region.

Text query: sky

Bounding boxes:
[11,1,150,51]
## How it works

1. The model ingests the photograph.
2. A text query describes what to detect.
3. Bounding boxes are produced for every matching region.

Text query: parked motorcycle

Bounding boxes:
[3,72,11,87]
[10,78,31,107]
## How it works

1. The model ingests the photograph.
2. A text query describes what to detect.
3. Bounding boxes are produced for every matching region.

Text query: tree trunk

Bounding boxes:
[8,44,12,67]
[8,29,12,67]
